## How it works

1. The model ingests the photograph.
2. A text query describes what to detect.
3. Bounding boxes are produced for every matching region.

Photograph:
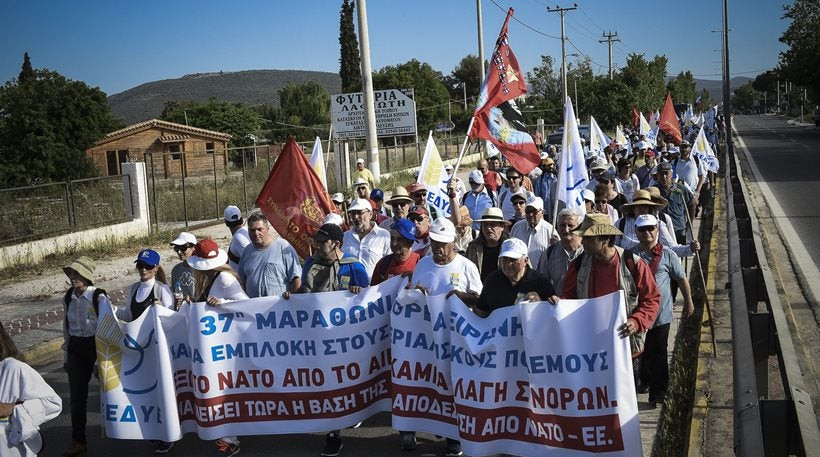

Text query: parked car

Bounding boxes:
[547,124,591,145]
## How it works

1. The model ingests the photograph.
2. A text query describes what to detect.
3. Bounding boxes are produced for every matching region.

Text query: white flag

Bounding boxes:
[616,125,628,148]
[309,136,327,190]
[418,132,452,216]
[691,126,719,173]
[554,97,588,220]
[639,112,656,145]
[589,116,611,160]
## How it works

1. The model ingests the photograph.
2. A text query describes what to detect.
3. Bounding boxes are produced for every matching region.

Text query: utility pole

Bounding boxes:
[476,0,485,82]
[548,4,577,107]
[721,0,732,156]
[599,31,620,79]
[462,82,467,109]
[356,0,380,180]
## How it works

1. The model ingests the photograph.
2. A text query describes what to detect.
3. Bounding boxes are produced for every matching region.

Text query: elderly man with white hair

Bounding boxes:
[341,198,391,277]
[509,196,556,268]
[536,207,584,293]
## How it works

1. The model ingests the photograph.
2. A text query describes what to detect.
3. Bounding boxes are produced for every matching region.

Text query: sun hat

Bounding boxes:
[134,249,161,267]
[573,213,623,237]
[391,218,416,242]
[224,205,242,222]
[499,238,528,259]
[314,223,344,243]
[386,186,414,204]
[474,207,511,224]
[187,239,229,271]
[428,217,456,243]
[644,186,669,207]
[63,256,96,285]
[356,158,365,164]
[468,169,485,184]
[620,189,665,210]
[541,156,555,166]
[331,192,345,204]
[347,198,372,212]
[170,232,197,247]
[635,214,659,229]
[590,159,609,172]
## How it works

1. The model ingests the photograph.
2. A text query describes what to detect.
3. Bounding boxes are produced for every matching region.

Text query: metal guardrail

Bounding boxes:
[726,139,820,455]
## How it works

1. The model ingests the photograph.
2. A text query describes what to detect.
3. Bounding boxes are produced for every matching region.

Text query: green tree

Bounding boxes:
[278,81,331,128]
[732,82,762,111]
[666,71,696,105]
[372,59,450,133]
[339,0,361,93]
[584,76,632,131]
[696,88,715,110]
[450,54,482,101]
[779,0,820,103]
[524,55,561,124]
[618,53,669,112]
[160,98,262,146]
[0,66,121,187]
[18,52,34,83]
[566,57,595,121]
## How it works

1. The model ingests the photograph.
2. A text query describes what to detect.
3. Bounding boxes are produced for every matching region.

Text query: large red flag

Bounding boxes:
[659,93,682,145]
[468,8,539,174]
[256,137,336,259]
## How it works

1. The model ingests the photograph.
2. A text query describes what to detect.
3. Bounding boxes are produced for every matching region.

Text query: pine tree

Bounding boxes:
[18,52,34,83]
[338,0,361,93]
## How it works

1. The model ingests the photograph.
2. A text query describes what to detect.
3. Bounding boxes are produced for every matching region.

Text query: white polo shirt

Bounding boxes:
[342,224,391,278]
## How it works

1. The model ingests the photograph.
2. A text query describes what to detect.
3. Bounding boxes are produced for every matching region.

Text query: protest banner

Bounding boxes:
[97,280,641,455]
[390,290,641,456]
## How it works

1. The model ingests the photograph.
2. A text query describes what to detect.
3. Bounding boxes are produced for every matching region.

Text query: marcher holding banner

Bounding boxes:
[237,212,302,298]
[370,218,420,286]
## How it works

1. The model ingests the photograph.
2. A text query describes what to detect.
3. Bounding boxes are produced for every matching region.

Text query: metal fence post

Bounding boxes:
[213,150,219,219]
[150,153,158,231]
[65,182,75,228]
[242,147,248,212]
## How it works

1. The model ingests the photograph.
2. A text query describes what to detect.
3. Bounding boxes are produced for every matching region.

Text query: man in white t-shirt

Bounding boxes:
[405,217,481,457]
[224,205,251,271]
[672,140,706,207]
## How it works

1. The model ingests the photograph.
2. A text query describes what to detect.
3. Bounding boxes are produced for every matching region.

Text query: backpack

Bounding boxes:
[63,287,107,329]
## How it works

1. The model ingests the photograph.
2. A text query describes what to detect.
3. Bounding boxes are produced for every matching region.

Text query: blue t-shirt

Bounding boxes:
[238,238,303,298]
[302,253,370,292]
[637,245,685,327]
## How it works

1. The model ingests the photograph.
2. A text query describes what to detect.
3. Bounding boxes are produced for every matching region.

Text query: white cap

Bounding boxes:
[351,178,368,188]
[323,213,344,226]
[581,189,595,202]
[468,169,484,184]
[170,231,197,246]
[356,158,365,164]
[444,163,453,171]
[347,198,372,212]
[331,192,345,203]
[634,214,659,228]
[224,205,242,222]
[525,196,544,211]
[539,151,550,160]
[590,159,609,172]
[499,238,528,259]
[428,217,456,243]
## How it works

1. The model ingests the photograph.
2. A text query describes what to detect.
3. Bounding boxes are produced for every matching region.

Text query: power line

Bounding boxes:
[487,0,560,39]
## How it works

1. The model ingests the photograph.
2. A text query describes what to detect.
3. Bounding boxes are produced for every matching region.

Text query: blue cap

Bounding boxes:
[370,188,384,201]
[391,218,416,242]
[134,249,160,267]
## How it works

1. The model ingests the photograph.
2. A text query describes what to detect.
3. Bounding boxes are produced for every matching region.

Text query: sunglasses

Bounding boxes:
[136,262,156,270]
[477,167,486,171]
[507,175,521,180]
[409,215,427,223]
[512,200,526,206]
[412,191,427,197]
[391,201,410,208]
[637,226,656,233]
[173,245,191,253]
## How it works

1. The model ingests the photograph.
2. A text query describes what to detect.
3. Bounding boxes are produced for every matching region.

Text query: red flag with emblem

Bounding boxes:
[659,93,682,145]
[256,137,336,259]
[468,8,539,174]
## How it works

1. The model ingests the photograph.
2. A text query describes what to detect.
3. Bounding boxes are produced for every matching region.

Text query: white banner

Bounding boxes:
[418,131,452,217]
[97,280,641,455]
[391,290,640,456]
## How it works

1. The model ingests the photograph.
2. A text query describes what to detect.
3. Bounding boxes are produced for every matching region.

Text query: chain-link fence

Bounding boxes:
[0,175,133,245]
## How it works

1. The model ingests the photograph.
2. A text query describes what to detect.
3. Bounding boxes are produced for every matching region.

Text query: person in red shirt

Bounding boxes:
[477,159,501,193]
[371,218,421,285]
[561,213,660,365]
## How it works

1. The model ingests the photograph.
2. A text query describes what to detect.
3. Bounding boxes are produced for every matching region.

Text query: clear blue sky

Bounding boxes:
[0,0,789,96]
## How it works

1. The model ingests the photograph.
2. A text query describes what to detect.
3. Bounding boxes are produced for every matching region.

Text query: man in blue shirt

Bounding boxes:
[238,212,302,298]
[462,169,495,233]
[533,153,557,218]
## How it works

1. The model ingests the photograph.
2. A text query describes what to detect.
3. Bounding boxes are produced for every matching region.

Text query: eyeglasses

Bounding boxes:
[136,262,156,270]
[412,191,427,198]
[637,226,656,233]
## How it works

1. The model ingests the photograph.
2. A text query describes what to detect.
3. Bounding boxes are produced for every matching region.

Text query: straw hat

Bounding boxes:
[385,186,413,205]
[620,189,665,211]
[644,186,669,207]
[573,213,623,237]
[474,207,511,225]
[63,256,96,285]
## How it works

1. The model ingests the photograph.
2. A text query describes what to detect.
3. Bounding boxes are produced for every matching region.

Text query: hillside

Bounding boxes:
[694,76,752,102]
[108,70,342,124]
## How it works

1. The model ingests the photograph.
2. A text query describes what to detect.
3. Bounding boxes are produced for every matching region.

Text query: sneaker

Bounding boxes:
[321,431,343,457]
[637,383,650,394]
[214,439,240,457]
[445,439,463,457]
[154,441,174,454]
[400,432,417,451]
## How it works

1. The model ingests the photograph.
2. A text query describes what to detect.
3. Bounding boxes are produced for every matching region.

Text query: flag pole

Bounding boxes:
[551,148,564,228]
[449,117,476,180]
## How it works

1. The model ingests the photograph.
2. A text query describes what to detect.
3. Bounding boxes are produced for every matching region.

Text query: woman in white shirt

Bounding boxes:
[61,256,112,457]
[186,239,248,456]
[1,321,62,457]
[117,249,175,322]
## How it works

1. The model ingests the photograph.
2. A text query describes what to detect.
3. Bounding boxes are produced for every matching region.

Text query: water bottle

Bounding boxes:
[174,282,184,311]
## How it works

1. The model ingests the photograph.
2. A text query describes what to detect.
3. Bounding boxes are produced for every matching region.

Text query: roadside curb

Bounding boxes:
[19,336,63,366]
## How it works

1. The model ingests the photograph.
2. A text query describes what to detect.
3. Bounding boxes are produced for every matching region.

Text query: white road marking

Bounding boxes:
[735,131,820,310]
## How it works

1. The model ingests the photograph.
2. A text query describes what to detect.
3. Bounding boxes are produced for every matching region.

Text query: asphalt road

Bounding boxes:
[732,115,820,271]
[33,358,450,457]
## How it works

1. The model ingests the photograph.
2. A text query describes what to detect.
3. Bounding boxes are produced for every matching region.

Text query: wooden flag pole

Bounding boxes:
[449,117,476,181]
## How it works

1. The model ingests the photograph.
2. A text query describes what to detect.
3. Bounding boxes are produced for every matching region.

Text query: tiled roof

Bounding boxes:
[94,119,232,146]
[158,134,191,143]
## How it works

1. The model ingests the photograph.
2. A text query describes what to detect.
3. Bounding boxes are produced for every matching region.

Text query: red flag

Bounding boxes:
[631,107,640,129]
[659,93,682,145]
[468,8,539,174]
[256,137,336,259]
